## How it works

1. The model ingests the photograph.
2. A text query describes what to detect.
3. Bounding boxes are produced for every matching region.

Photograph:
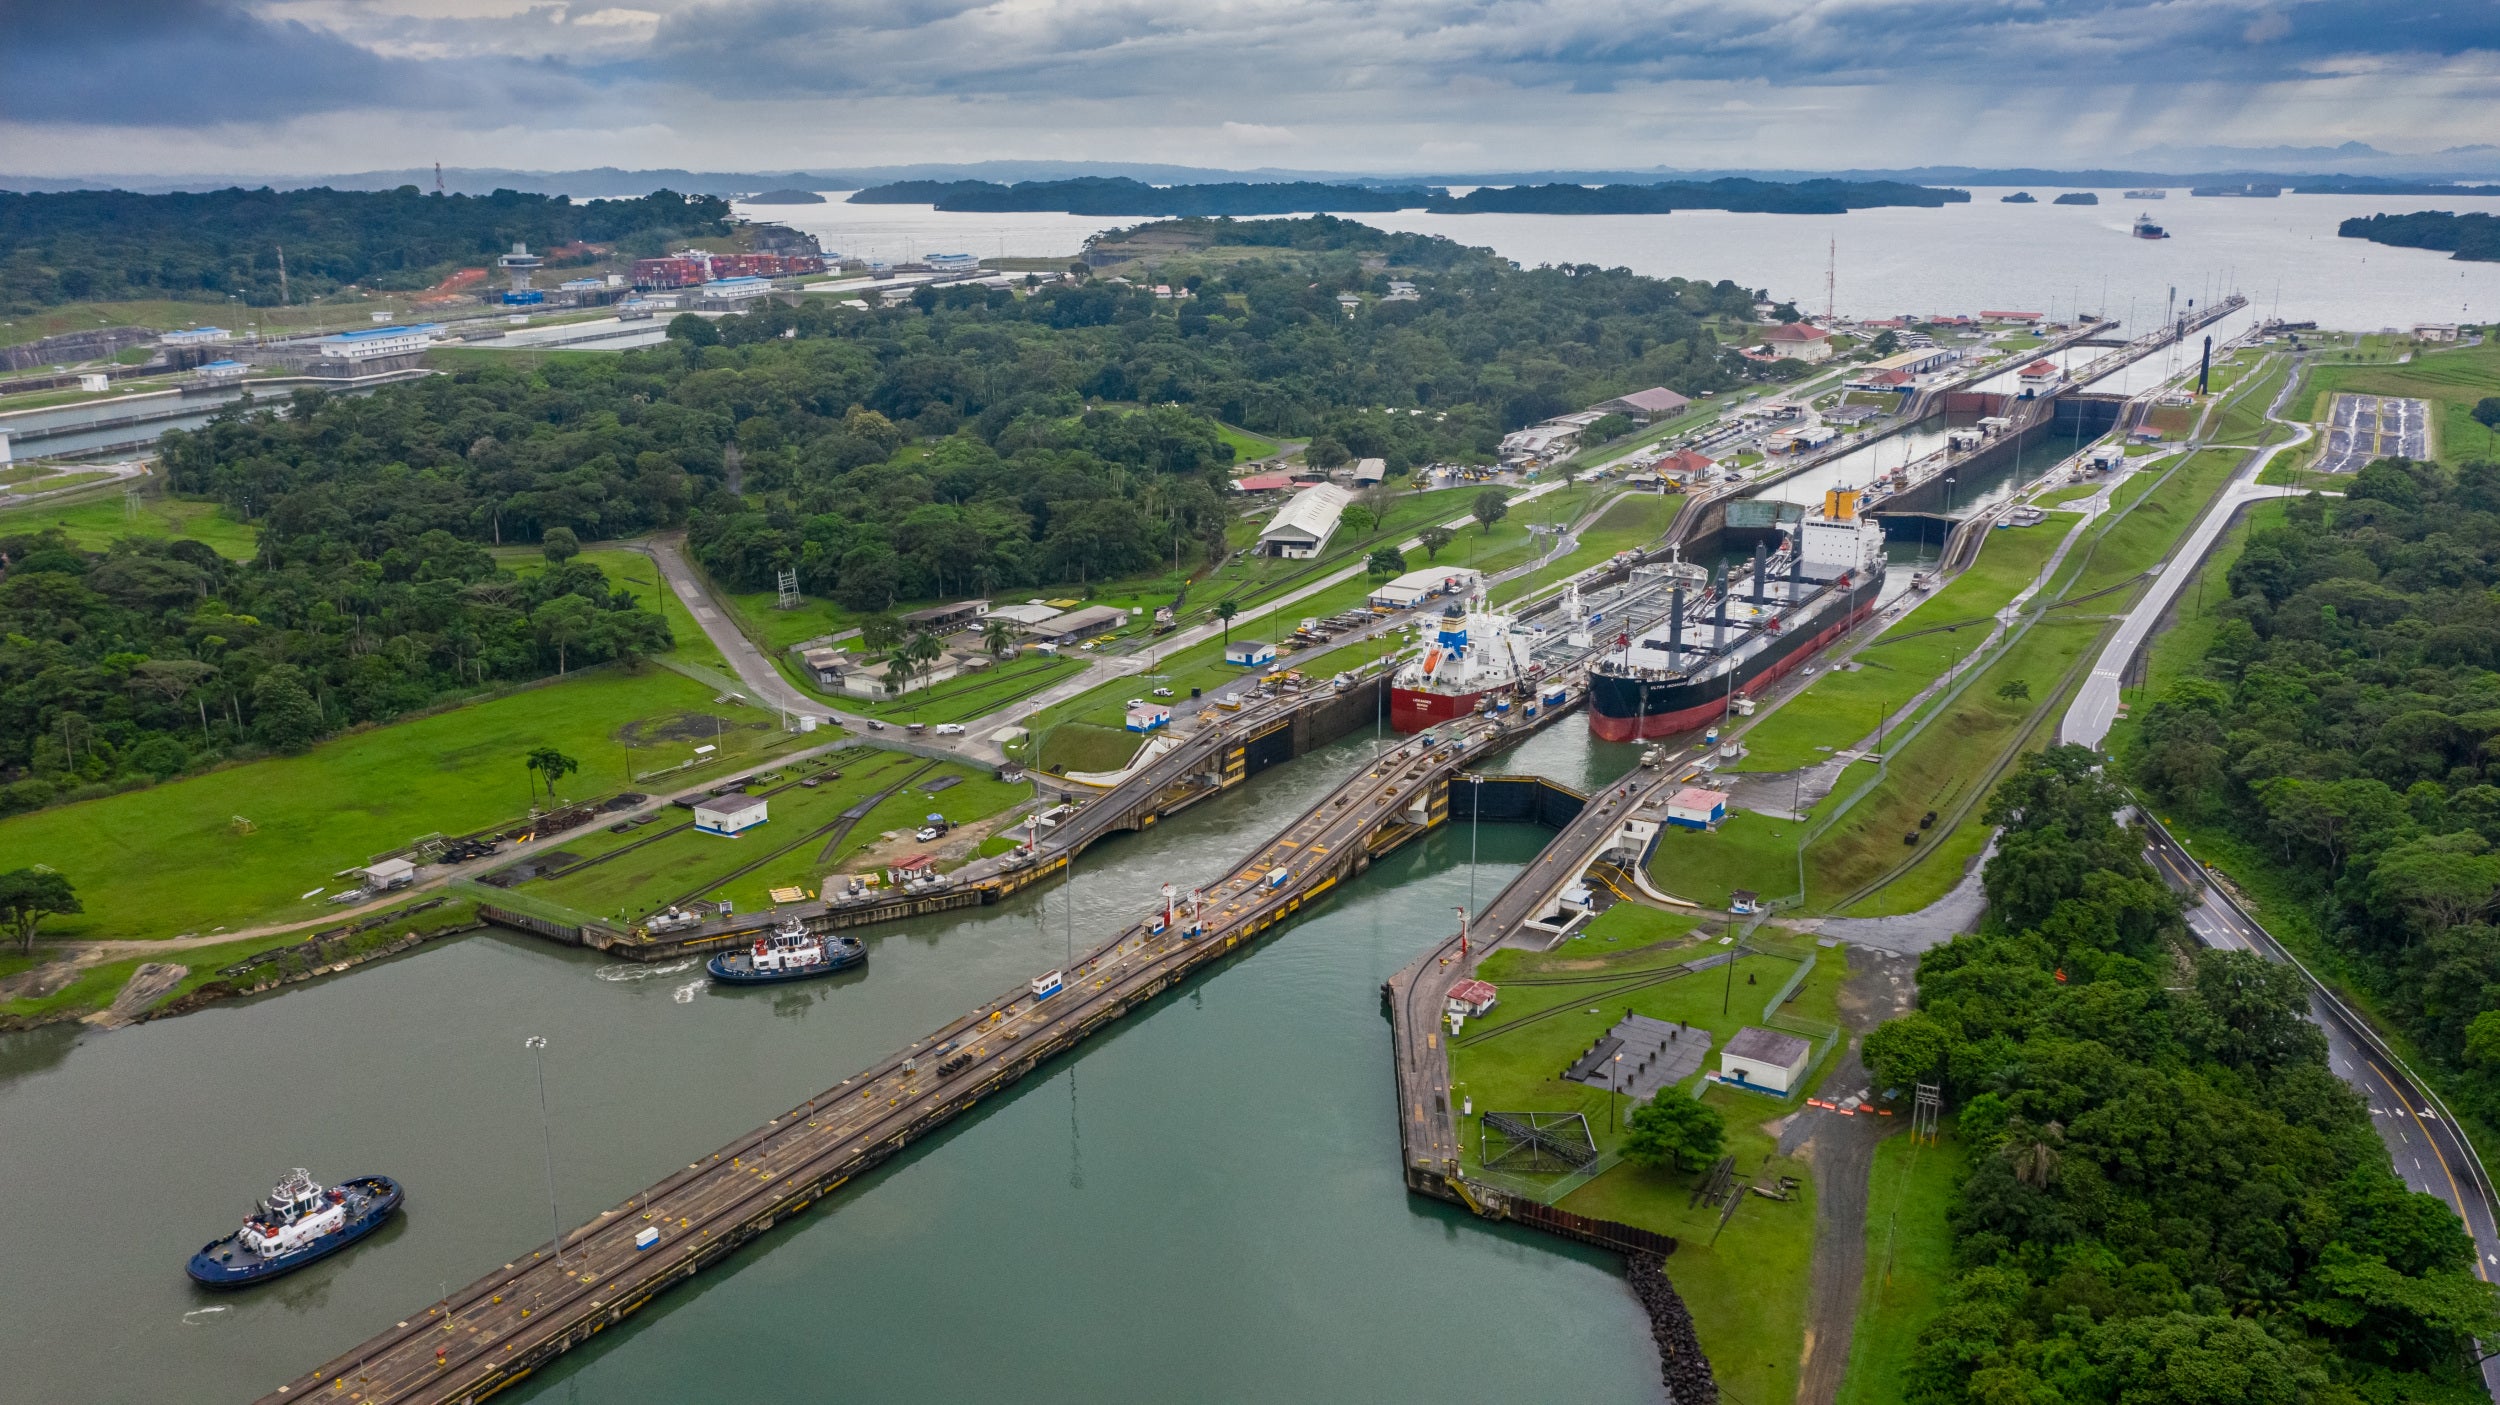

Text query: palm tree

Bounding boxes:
[1216,600,1239,645]
[982,618,1018,661]
[903,631,946,692]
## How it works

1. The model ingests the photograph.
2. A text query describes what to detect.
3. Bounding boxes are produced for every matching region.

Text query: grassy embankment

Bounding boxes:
[1488,491,1684,606]
[1729,525,2064,774]
[1448,924,1846,1405]
[523,750,1025,922]
[0,486,260,559]
[1651,440,2252,915]
[1833,1132,1972,1405]
[0,666,814,948]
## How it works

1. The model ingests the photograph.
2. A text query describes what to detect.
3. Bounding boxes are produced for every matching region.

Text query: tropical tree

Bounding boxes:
[858,613,904,656]
[1216,600,1239,645]
[525,746,579,800]
[1367,546,1407,577]
[1419,526,1455,561]
[2474,395,2500,451]
[982,618,1018,660]
[1471,489,1509,535]
[533,594,598,674]
[540,526,580,563]
[0,868,80,955]
[1870,329,1901,356]
[1996,679,2031,702]
[902,630,946,692]
[1621,1092,1725,1172]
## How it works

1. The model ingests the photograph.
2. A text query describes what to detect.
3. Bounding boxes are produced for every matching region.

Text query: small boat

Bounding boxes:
[187,1169,402,1288]
[2132,214,2170,241]
[706,919,865,984]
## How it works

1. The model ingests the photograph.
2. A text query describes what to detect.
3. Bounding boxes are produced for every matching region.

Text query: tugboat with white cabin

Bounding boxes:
[186,1168,403,1287]
[706,918,866,985]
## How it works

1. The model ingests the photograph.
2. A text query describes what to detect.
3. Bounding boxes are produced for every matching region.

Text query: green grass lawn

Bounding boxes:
[2098,499,2282,760]
[1733,526,2061,773]
[2034,481,2105,506]
[1035,721,1149,774]
[2208,356,2293,445]
[1215,422,1279,461]
[525,750,1021,920]
[0,297,404,349]
[1835,1132,1972,1405]
[1450,936,1845,1405]
[0,489,259,559]
[2296,338,2500,466]
[2048,448,2243,607]
[557,549,730,671]
[0,665,817,942]
[1491,492,1683,606]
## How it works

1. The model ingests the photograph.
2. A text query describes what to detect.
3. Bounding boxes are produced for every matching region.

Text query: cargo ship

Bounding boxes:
[1387,593,1537,732]
[2123,188,2166,200]
[187,1168,403,1288]
[1585,489,1888,743]
[2132,213,2170,240]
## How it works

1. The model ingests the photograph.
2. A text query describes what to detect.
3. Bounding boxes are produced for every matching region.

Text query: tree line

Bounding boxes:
[1865,746,2497,1401]
[0,525,669,818]
[2131,456,2500,1129]
[0,186,730,311]
[2338,211,2500,264]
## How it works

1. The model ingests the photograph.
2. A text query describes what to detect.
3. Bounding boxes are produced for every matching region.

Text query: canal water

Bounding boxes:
[0,727,1663,1405]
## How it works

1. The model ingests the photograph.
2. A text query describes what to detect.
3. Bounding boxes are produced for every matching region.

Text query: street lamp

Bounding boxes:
[523,1036,565,1267]
[1466,774,1486,918]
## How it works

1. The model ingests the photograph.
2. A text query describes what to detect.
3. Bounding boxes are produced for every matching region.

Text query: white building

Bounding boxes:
[1719,1026,1812,1094]
[694,276,776,307]
[1369,565,1482,610]
[1225,639,1277,667]
[2016,358,2066,398]
[193,359,250,385]
[1257,483,1354,559]
[694,797,770,836]
[925,253,980,272]
[361,857,416,891]
[1125,702,1172,733]
[161,326,231,347]
[317,324,440,361]
[1665,787,1729,830]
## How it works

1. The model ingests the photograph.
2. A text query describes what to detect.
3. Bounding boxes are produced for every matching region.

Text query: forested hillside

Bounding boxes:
[3,220,1770,815]
[1867,747,2498,1401]
[0,186,730,311]
[2338,211,2500,263]
[2132,456,2500,1125]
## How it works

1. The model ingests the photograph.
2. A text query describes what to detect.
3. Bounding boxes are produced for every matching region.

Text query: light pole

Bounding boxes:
[523,1036,564,1267]
[1466,774,1485,918]
[1611,1051,1624,1129]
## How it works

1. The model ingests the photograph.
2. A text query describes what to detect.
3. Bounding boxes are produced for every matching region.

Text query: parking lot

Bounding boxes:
[2316,393,2431,473]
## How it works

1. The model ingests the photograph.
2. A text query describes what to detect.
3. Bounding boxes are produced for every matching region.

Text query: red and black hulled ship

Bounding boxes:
[1388,592,1535,732]
[1586,488,1888,743]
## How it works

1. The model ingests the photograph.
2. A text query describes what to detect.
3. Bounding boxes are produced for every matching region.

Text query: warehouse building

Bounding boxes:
[1368,566,1482,610]
[694,796,769,836]
[1256,483,1354,559]
[1591,386,1692,423]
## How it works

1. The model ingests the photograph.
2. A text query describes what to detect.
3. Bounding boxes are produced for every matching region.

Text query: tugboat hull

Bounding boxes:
[186,1176,402,1288]
[706,944,866,984]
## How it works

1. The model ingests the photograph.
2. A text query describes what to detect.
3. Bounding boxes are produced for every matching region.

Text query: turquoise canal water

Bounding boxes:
[0,728,1664,1404]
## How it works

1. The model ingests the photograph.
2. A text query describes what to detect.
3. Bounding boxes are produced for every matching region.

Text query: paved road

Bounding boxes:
[2061,363,2316,750]
[2140,819,2500,1400]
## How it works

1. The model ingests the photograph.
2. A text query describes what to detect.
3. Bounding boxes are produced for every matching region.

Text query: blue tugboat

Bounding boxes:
[706,919,865,985]
[187,1169,402,1288]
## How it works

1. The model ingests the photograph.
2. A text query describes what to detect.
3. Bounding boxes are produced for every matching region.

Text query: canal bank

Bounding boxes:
[0,728,1664,1405]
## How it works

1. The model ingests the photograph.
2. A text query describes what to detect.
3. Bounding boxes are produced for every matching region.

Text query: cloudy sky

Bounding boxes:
[5,0,2498,178]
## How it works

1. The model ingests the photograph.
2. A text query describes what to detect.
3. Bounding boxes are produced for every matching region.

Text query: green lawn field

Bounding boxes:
[0,489,259,559]
[1451,934,1845,1405]
[0,665,816,941]
[1834,1132,1972,1405]
[1732,525,2062,773]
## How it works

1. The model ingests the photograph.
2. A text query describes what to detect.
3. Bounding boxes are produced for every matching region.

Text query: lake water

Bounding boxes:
[1,727,1662,1405]
[744,188,2500,332]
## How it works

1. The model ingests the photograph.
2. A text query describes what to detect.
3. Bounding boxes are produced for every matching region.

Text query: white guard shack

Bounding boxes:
[1665,787,1729,830]
[1446,978,1499,1018]
[1719,1026,1812,1094]
[1225,639,1277,668]
[361,857,417,891]
[694,796,769,836]
[1126,702,1173,733]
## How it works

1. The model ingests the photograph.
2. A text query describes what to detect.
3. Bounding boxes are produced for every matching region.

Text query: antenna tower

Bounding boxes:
[434,162,446,196]
[1825,238,1835,322]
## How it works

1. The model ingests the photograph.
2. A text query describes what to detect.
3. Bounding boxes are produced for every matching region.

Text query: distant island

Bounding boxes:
[743,189,826,204]
[2339,210,2500,263]
[851,177,1427,216]
[853,175,1968,217]
[2002,191,2037,204]
[1420,178,1967,214]
[2053,192,2099,205]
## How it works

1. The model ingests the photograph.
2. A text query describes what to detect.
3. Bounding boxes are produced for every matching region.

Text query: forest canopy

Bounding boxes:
[0,186,731,311]
[2337,210,2500,263]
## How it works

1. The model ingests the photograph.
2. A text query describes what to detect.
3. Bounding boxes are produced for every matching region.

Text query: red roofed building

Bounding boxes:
[1762,321,1835,362]
[1446,979,1499,1017]
[1981,309,2045,322]
[1655,448,1718,480]
[2017,359,2066,397]
[1230,472,1296,492]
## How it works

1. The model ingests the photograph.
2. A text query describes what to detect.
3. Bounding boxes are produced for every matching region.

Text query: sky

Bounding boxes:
[4,0,2499,179]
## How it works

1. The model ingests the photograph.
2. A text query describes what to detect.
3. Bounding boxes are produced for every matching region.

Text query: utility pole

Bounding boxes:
[276,245,289,305]
[1825,238,1836,323]
[523,1036,564,1267]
